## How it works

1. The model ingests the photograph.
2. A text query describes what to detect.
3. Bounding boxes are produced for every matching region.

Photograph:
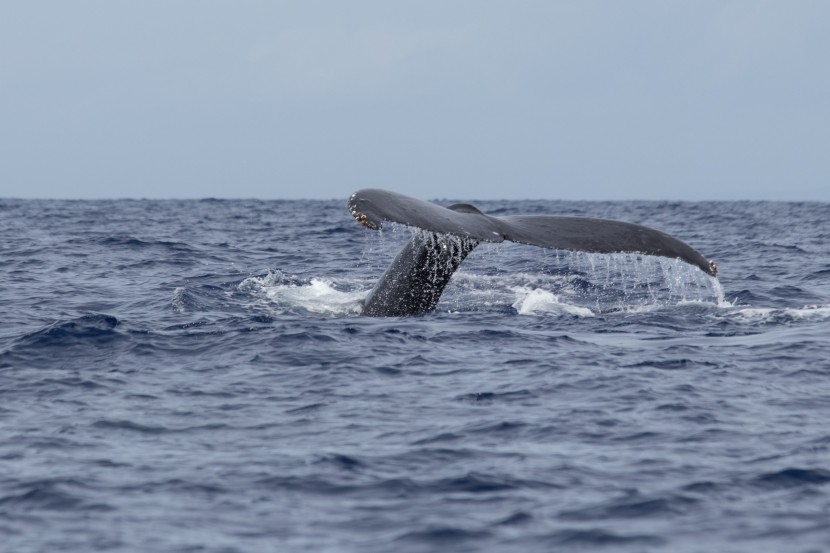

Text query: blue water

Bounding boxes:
[1,198,829,552]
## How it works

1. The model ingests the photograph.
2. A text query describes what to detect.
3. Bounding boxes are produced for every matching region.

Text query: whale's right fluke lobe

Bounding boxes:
[496,215,716,276]
[348,188,718,316]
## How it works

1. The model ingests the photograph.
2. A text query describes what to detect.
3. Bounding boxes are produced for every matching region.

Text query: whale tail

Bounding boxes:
[361,229,479,317]
[348,188,717,316]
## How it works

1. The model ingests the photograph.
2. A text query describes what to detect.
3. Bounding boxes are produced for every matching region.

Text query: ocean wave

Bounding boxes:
[2,315,121,358]
[394,525,492,545]
[559,494,700,520]
[511,287,595,317]
[79,235,198,253]
[753,468,830,488]
[239,271,365,316]
[236,269,722,318]
[732,305,830,323]
[4,199,830,552]
[0,479,111,513]
[91,419,230,435]
[539,529,665,547]
[254,471,556,498]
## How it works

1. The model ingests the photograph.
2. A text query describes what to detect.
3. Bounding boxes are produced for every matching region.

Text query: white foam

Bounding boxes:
[734,305,830,322]
[269,279,365,315]
[734,307,776,319]
[171,287,187,313]
[511,287,595,317]
[236,253,729,318]
[239,272,366,316]
[710,277,730,307]
[787,305,830,320]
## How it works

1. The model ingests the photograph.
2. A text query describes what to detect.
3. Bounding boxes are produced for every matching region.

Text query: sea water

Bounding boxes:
[1,198,829,552]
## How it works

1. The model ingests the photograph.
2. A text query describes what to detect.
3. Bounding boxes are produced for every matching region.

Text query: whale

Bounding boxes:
[347,189,717,317]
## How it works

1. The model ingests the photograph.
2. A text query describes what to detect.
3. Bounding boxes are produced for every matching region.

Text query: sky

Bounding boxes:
[1,1,828,201]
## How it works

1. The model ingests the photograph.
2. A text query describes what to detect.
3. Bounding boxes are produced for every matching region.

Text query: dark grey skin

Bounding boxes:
[348,189,717,317]
[361,210,479,317]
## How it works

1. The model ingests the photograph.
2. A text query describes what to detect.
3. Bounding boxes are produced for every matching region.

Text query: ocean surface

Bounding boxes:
[1,197,829,553]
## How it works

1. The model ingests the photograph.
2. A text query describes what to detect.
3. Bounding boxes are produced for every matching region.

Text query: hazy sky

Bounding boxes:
[2,1,828,201]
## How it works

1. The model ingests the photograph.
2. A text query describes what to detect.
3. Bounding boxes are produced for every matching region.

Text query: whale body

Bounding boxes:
[347,189,717,317]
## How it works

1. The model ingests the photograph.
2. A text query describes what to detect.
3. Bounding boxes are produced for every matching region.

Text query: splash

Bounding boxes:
[170,286,204,313]
[448,246,725,314]
[172,287,187,313]
[511,287,595,317]
[238,271,365,316]
[563,252,722,308]
[710,277,730,307]
[242,237,725,317]
[732,305,830,324]
[270,279,364,315]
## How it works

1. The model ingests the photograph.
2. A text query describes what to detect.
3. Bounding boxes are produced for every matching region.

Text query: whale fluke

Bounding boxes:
[348,188,717,316]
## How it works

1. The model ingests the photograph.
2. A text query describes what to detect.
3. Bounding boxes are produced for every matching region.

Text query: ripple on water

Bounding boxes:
[2,199,830,552]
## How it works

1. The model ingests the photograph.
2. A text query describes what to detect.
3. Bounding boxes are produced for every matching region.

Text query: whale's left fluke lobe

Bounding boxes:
[348,188,718,316]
